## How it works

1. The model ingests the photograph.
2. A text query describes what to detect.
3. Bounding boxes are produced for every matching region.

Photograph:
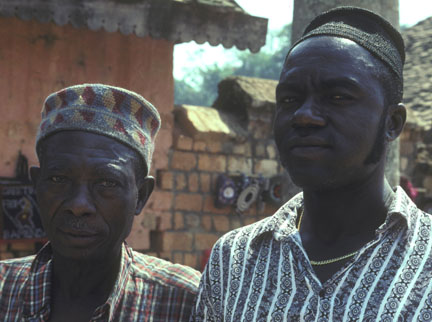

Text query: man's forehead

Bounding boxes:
[42,131,136,162]
[281,36,380,82]
[286,36,374,65]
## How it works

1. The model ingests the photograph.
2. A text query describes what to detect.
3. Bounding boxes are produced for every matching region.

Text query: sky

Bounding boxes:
[174,0,432,79]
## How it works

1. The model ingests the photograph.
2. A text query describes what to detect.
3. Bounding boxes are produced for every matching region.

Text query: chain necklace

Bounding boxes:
[297,208,358,266]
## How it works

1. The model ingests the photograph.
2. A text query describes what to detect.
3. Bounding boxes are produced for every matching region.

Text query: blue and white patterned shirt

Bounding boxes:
[191,187,432,321]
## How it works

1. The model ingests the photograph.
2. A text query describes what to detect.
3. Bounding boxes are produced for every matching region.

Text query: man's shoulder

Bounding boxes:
[0,255,35,293]
[216,195,301,245]
[211,215,278,255]
[0,255,35,274]
[130,251,201,294]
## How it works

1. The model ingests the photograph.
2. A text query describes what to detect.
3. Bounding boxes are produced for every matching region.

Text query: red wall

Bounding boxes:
[0,17,174,177]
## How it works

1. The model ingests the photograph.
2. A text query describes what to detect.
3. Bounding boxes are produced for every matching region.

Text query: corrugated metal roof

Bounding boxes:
[0,0,267,52]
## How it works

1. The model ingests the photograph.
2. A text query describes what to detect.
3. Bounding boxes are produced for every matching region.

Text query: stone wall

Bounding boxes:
[399,108,432,210]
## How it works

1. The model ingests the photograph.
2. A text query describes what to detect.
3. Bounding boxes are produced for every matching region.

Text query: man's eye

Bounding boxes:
[277,97,299,109]
[282,97,298,103]
[98,179,118,188]
[49,176,66,183]
[330,94,353,101]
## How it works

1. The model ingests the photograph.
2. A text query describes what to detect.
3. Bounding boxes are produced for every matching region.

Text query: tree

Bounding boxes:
[174,24,291,106]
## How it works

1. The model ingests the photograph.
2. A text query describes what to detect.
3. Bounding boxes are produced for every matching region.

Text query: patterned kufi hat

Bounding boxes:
[36,84,161,174]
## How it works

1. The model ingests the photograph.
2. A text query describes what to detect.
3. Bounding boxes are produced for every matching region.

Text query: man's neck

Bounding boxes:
[298,169,394,283]
[301,170,393,243]
[51,249,121,302]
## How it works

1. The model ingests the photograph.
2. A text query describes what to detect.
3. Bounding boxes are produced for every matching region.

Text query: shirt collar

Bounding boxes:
[23,242,133,321]
[22,242,53,320]
[250,186,417,244]
[379,185,418,232]
[92,243,133,321]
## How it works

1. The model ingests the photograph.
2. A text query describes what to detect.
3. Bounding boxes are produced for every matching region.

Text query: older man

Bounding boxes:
[0,84,200,321]
[192,7,432,321]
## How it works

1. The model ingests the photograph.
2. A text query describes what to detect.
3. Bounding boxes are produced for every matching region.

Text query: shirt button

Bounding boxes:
[319,289,326,297]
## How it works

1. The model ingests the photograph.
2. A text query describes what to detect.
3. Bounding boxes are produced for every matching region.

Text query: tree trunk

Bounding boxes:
[291,0,401,188]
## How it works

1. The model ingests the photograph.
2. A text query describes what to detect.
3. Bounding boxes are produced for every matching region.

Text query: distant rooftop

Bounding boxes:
[0,0,268,52]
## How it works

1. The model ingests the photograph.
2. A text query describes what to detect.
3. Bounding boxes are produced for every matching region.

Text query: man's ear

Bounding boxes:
[29,166,41,188]
[386,103,406,141]
[135,176,155,216]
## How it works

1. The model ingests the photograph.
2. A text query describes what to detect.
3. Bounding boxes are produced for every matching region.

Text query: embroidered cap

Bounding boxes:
[289,6,405,80]
[36,84,161,174]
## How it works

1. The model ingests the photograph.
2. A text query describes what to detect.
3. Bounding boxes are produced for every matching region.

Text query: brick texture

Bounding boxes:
[175,173,187,191]
[203,195,233,215]
[139,212,172,230]
[126,225,150,250]
[195,233,220,250]
[200,173,212,192]
[207,141,222,153]
[188,173,199,192]
[193,141,207,151]
[157,170,173,190]
[175,193,203,212]
[174,135,193,151]
[174,212,184,230]
[164,232,193,251]
[146,190,173,211]
[184,253,198,269]
[201,215,213,231]
[213,215,230,232]
[185,213,200,228]
[198,154,226,172]
[171,151,197,171]
[227,156,253,174]
[254,159,279,176]
[172,252,184,264]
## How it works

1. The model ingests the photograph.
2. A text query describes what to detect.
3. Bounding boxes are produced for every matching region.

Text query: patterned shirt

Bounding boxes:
[191,187,432,321]
[0,242,201,321]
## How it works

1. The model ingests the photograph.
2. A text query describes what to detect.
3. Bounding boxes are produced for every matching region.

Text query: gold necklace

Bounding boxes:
[297,208,358,266]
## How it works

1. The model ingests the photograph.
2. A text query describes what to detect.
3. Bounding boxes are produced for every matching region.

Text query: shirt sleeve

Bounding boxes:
[189,264,218,321]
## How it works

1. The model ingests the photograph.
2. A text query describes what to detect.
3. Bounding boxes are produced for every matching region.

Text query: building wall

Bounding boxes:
[0,16,174,177]
[0,18,288,270]
[0,16,174,258]
[128,127,287,270]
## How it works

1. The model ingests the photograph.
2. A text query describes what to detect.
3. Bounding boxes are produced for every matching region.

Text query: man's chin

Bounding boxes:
[51,241,109,263]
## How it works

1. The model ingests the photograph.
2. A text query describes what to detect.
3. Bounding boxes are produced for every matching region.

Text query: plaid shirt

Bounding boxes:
[0,242,200,321]
[192,187,432,321]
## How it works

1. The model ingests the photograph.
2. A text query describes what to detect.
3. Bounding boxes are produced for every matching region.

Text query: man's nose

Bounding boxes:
[292,97,326,128]
[65,184,96,216]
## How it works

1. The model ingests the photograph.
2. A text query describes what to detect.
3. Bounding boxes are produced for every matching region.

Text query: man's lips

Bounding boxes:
[286,137,331,150]
[58,227,98,238]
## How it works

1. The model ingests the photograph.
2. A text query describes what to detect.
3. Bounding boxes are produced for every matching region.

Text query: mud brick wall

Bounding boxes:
[125,76,301,270]
[148,131,284,269]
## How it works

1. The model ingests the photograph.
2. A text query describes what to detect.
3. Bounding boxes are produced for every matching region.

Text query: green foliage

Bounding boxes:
[174,24,292,106]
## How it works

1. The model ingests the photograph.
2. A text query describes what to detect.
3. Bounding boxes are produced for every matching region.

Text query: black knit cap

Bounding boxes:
[288,6,405,80]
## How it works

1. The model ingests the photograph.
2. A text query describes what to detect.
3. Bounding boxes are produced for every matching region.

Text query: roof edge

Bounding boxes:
[0,0,268,52]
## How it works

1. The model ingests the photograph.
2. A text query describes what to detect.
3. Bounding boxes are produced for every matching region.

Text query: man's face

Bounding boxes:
[31,131,153,261]
[274,36,388,190]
